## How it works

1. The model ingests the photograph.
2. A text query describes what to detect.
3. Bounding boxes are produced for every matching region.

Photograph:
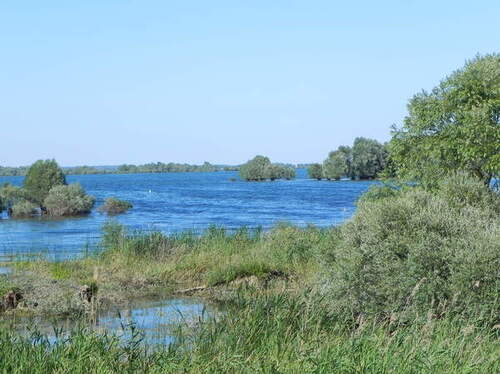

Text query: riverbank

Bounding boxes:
[1,223,324,317]
[0,175,498,372]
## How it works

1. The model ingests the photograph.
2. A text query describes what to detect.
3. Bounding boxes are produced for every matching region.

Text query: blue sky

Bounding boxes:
[1,1,498,166]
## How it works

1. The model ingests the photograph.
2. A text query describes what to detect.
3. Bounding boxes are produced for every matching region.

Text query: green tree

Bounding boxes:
[322,151,346,180]
[308,163,323,180]
[239,156,271,181]
[24,159,66,208]
[266,164,283,181]
[351,137,387,179]
[390,53,500,185]
[0,183,32,216]
[281,166,296,180]
[337,146,353,178]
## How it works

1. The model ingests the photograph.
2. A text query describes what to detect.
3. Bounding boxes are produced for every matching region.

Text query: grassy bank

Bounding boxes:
[2,222,330,316]
[0,293,498,373]
[0,175,498,372]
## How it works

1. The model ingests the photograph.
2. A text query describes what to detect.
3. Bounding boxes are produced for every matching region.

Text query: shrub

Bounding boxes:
[356,183,400,204]
[43,183,95,216]
[437,173,500,213]
[0,184,27,208]
[10,200,38,218]
[98,197,132,215]
[0,184,36,217]
[23,159,66,207]
[321,175,500,325]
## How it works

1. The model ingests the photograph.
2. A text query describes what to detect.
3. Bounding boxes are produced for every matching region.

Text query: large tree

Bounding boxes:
[24,159,67,208]
[239,155,272,181]
[323,151,347,180]
[351,137,387,179]
[390,53,500,185]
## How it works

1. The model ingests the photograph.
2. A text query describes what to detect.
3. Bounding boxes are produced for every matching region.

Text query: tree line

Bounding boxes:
[0,162,239,177]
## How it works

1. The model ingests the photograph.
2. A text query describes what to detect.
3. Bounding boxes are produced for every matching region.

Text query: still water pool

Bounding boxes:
[7,297,216,346]
[0,169,375,260]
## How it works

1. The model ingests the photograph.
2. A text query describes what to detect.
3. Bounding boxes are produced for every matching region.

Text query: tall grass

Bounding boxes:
[0,293,498,373]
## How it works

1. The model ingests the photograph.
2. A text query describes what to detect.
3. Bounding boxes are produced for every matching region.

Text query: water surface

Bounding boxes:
[7,297,215,346]
[0,170,374,260]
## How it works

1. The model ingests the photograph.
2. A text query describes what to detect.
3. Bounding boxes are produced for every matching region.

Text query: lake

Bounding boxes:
[0,169,374,261]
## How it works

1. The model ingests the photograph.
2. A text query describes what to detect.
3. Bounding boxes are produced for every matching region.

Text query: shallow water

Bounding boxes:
[0,170,375,260]
[7,297,215,346]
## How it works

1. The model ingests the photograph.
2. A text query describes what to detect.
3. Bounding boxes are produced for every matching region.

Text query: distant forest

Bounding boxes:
[0,162,243,176]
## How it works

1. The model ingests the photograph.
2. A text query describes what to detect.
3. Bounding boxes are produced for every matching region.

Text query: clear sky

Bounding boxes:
[1,1,498,166]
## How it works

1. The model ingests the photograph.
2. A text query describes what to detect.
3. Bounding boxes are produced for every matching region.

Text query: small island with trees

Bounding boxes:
[0,160,131,219]
[239,156,296,181]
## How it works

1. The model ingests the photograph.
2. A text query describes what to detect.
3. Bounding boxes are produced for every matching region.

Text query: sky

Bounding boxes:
[1,1,498,166]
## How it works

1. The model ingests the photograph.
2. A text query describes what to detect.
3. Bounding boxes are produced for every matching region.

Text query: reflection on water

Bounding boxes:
[5,297,216,346]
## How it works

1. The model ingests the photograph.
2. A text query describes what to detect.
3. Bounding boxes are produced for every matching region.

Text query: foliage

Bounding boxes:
[321,175,500,324]
[356,183,400,204]
[307,163,323,180]
[43,183,95,216]
[117,161,220,173]
[266,164,283,181]
[280,165,296,180]
[0,183,38,217]
[322,151,347,180]
[0,183,27,213]
[239,156,295,181]
[23,159,67,207]
[0,166,27,176]
[351,137,388,179]
[9,200,38,218]
[315,139,387,181]
[390,53,500,186]
[98,197,133,215]
[0,162,237,177]
[239,155,271,181]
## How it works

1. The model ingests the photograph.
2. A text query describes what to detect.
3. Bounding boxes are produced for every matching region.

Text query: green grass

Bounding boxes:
[0,293,498,373]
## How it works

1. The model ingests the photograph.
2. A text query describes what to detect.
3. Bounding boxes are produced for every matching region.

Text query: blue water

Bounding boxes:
[0,169,374,260]
[11,297,216,346]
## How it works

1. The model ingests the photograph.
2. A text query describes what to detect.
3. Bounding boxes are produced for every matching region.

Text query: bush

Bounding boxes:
[356,183,400,204]
[43,183,95,216]
[98,197,132,215]
[321,175,500,325]
[437,173,500,213]
[23,159,66,207]
[10,200,38,218]
[0,184,36,217]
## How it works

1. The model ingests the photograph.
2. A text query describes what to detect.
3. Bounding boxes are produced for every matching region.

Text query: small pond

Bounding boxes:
[2,297,217,346]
